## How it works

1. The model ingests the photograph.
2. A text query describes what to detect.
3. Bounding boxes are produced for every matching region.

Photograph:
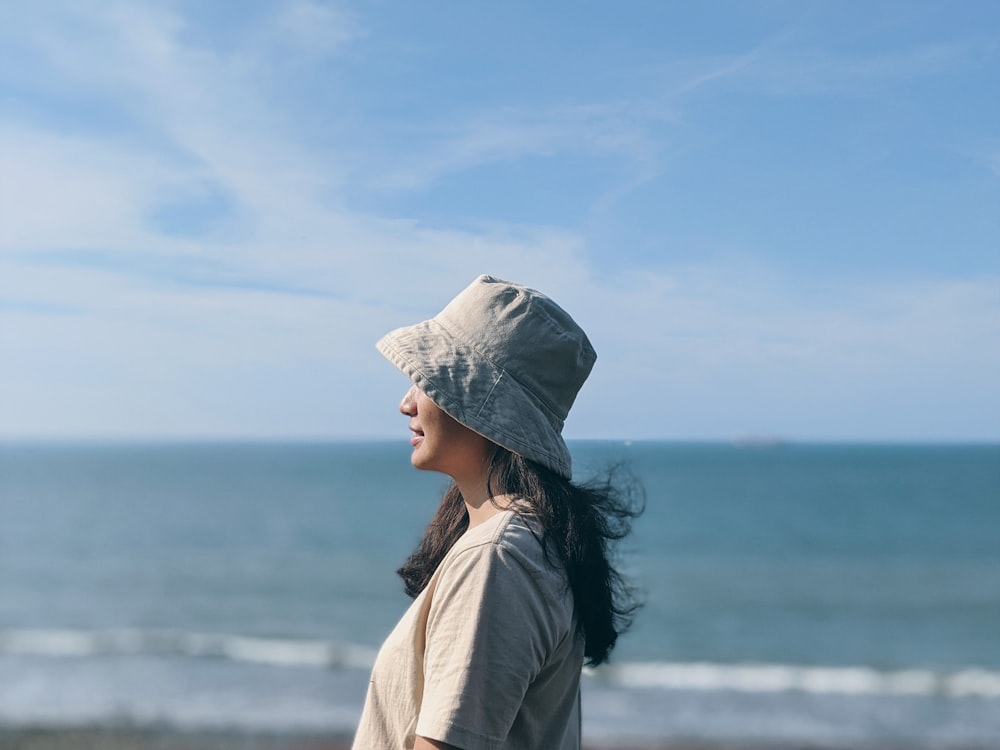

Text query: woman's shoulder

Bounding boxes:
[449,508,537,552]
[445,508,562,584]
[427,510,574,639]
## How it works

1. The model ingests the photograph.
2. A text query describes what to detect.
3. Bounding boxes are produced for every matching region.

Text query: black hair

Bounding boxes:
[396,446,644,667]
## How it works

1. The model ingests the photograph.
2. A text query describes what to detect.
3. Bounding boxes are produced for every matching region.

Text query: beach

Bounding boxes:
[0,728,352,750]
[6,727,1000,750]
[0,726,692,750]
[2,726,965,750]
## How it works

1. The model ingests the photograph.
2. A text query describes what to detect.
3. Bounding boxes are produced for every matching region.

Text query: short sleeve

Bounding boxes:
[415,538,560,750]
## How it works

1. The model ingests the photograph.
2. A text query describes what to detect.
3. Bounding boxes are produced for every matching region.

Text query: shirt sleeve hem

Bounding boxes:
[414,719,503,750]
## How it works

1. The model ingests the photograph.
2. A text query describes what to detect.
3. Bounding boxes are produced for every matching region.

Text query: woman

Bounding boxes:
[353,275,641,750]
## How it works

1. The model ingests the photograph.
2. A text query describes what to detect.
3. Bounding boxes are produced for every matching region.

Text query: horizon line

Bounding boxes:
[2,435,998,447]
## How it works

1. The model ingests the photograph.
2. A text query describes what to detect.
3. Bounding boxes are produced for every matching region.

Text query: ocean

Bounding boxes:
[1,441,998,747]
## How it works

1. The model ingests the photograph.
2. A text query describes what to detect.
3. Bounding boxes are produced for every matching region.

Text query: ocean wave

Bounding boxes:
[0,628,376,670]
[594,661,1000,699]
[5,629,999,700]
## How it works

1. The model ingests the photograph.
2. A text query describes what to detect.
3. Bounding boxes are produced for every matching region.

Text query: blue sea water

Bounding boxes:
[1,441,998,746]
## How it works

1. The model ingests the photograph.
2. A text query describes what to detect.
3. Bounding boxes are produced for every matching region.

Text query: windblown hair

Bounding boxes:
[396,447,644,667]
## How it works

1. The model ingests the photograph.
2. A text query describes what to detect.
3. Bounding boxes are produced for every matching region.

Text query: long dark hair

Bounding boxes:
[397,446,643,667]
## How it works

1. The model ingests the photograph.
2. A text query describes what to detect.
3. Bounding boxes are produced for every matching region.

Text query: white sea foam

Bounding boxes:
[946,669,1000,698]
[5,628,999,700]
[592,661,1000,699]
[0,629,97,657]
[0,628,377,670]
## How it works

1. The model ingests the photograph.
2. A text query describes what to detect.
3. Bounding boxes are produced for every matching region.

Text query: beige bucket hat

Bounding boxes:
[376,275,596,479]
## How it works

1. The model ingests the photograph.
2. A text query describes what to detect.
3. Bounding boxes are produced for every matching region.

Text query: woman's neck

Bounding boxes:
[454,475,512,528]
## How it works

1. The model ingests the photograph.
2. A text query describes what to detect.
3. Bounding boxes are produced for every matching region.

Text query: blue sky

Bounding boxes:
[1,0,998,441]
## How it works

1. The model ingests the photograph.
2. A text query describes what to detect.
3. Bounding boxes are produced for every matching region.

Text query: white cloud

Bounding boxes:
[363,100,677,192]
[0,0,596,303]
[273,0,364,56]
[1,2,998,441]
[572,269,1000,441]
[5,243,999,440]
[670,51,761,97]
[694,41,983,98]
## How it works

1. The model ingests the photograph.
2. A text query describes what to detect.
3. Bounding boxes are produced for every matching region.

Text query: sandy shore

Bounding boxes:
[0,728,353,750]
[0,726,788,750]
[2,727,996,750]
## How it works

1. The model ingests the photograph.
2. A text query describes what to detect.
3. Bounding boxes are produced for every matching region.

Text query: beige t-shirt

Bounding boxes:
[352,509,583,750]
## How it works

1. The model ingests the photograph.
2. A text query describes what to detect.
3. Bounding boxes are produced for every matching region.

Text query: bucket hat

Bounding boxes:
[376,274,596,479]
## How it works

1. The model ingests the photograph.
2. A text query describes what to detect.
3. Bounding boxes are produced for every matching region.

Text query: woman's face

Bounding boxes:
[399,385,493,479]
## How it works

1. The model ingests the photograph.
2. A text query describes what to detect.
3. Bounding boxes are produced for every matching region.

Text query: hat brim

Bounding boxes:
[376,318,573,479]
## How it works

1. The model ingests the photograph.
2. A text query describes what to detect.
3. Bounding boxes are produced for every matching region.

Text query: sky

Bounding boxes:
[1,0,998,442]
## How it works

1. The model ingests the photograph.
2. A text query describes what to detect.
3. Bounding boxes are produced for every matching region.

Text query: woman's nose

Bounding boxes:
[399,385,418,416]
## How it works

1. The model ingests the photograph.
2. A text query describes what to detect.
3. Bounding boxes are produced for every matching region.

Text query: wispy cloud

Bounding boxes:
[701,41,986,98]
[1,2,997,440]
[5,242,999,439]
[1,1,662,300]
[0,298,82,316]
[351,36,993,205]
[364,100,677,192]
[272,0,365,57]
[640,33,990,105]
[576,269,1000,440]
[670,51,761,96]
